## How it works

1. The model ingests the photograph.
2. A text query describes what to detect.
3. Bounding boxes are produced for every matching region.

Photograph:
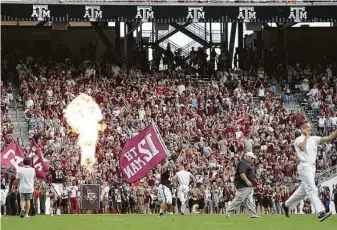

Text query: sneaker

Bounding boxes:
[318,211,332,222]
[20,210,25,218]
[250,215,260,218]
[282,203,290,218]
[180,212,184,215]
[25,215,30,218]
[158,212,164,217]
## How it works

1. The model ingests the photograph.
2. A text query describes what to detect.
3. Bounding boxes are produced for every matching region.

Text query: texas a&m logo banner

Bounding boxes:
[119,122,169,183]
[1,4,337,22]
[80,184,100,209]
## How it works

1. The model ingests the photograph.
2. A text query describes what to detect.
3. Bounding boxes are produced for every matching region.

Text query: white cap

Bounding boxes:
[245,152,256,159]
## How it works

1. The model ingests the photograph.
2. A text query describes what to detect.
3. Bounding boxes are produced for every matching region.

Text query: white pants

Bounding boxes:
[51,183,64,199]
[227,187,257,216]
[285,165,325,214]
[0,189,8,206]
[177,185,189,204]
[157,184,172,205]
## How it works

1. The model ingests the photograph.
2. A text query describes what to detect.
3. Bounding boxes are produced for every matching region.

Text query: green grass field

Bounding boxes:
[2,214,337,230]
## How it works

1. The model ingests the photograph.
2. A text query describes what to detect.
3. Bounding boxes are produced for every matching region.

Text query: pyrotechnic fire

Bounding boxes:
[64,93,106,170]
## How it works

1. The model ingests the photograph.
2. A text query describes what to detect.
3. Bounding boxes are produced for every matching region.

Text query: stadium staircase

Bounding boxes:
[143,23,221,60]
[287,92,336,183]
[286,92,318,134]
[9,89,30,148]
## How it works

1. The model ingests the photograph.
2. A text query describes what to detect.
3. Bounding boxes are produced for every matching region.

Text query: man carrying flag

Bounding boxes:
[157,160,175,216]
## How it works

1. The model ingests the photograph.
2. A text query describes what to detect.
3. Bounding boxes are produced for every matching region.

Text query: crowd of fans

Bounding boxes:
[1,49,337,216]
[294,64,337,171]
[1,82,14,149]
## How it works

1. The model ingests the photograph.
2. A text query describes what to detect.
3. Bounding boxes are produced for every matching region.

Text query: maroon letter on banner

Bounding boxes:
[1,140,24,170]
[119,122,169,183]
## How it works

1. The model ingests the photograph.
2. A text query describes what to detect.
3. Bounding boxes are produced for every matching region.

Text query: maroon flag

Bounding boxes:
[28,139,50,178]
[119,122,169,183]
[1,140,24,169]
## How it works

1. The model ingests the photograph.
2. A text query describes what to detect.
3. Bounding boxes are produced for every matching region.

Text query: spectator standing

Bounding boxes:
[101,182,109,214]
[39,180,47,214]
[333,185,337,214]
[69,181,79,214]
[16,157,36,218]
[136,183,145,214]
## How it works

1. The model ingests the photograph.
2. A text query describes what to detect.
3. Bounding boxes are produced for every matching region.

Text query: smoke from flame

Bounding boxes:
[64,93,105,170]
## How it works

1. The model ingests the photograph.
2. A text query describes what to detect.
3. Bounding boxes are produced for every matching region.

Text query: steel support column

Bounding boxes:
[126,22,135,65]
[256,30,263,65]
[221,22,228,49]
[228,23,237,58]
[209,22,212,44]
[277,24,286,80]
[238,23,244,69]
[115,22,121,57]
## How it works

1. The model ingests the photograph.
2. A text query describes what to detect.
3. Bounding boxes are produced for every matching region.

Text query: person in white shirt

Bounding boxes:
[85,65,96,78]
[69,181,79,214]
[177,84,185,95]
[172,165,195,215]
[101,182,110,214]
[282,121,337,222]
[16,157,36,218]
[25,97,34,110]
[257,85,265,101]
[138,106,146,121]
[205,186,212,214]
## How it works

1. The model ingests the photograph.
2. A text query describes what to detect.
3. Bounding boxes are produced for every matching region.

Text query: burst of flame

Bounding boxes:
[64,93,105,170]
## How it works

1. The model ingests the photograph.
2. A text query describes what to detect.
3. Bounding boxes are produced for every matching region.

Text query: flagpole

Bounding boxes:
[151,120,170,157]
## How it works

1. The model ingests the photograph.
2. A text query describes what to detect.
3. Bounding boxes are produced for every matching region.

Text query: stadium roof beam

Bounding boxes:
[155,22,192,45]
[279,22,297,31]
[90,22,120,63]
[36,21,48,26]
[170,22,209,47]
[262,22,270,28]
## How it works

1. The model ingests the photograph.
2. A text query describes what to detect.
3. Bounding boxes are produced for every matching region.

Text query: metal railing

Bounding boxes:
[292,92,319,134]
[143,25,221,44]
[185,23,210,42]
[158,40,190,57]
[316,165,337,184]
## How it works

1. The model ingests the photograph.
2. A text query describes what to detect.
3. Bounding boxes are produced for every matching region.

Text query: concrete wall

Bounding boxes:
[262,27,337,63]
[1,26,116,59]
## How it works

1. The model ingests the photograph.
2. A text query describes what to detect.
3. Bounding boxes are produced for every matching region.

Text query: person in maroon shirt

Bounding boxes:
[262,185,273,214]
[254,184,264,214]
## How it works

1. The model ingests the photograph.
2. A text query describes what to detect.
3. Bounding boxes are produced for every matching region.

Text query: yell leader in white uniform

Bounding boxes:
[16,157,36,218]
[172,165,195,215]
[282,121,336,222]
